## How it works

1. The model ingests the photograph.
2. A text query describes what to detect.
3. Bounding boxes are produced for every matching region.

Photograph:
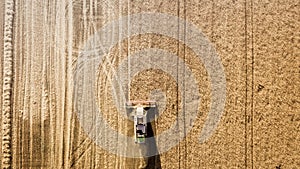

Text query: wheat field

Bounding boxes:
[0,0,299,168]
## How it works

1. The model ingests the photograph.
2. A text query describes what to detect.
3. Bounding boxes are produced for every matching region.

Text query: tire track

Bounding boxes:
[2,0,15,168]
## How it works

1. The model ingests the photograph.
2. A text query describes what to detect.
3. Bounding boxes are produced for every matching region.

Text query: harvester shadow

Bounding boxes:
[144,108,162,169]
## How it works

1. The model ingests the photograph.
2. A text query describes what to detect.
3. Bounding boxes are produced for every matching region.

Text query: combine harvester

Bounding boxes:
[126,101,156,143]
